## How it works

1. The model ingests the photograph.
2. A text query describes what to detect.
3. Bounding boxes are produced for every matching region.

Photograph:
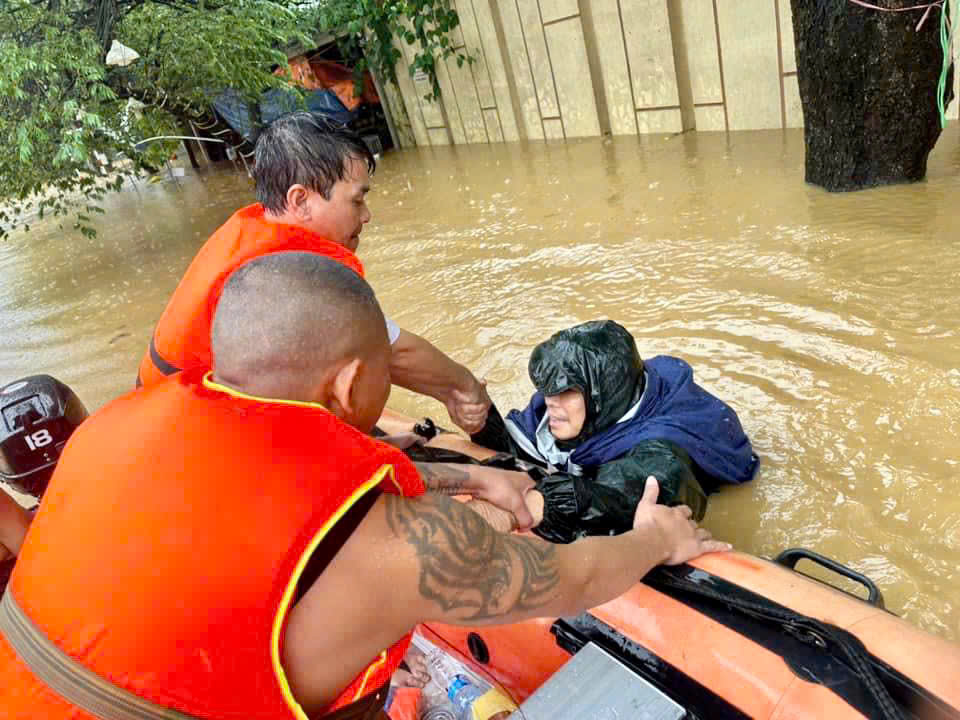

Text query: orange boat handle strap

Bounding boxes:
[0,588,200,720]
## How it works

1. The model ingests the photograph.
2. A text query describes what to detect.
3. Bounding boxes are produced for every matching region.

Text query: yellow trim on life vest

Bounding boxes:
[202,371,329,412]
[353,650,388,701]
[204,373,408,497]
[270,463,396,720]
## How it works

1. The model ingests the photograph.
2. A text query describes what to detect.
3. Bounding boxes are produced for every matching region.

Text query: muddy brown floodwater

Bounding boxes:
[1,129,958,640]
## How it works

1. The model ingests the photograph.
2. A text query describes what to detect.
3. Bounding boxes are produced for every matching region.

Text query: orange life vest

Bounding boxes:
[137,204,365,388]
[0,370,424,719]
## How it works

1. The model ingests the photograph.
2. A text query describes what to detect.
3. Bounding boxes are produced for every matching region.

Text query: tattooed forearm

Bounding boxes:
[385,494,560,622]
[414,462,471,496]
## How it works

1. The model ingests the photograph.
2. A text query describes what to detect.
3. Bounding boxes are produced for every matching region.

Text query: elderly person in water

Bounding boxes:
[472,320,759,542]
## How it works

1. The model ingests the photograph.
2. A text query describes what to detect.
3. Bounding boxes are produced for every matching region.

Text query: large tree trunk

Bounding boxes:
[790,0,954,192]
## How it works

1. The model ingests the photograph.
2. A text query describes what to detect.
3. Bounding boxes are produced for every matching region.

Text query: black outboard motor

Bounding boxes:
[0,375,88,501]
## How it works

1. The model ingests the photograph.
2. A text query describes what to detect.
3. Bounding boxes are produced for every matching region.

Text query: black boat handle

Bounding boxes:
[775,548,885,609]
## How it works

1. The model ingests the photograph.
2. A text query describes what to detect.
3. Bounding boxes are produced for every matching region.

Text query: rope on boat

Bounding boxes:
[647,569,909,720]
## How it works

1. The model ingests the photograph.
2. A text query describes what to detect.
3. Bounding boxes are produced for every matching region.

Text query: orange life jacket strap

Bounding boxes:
[0,589,200,720]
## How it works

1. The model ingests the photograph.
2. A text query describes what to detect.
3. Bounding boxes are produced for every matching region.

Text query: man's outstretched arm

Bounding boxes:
[282,478,729,715]
[389,329,491,434]
[413,462,536,530]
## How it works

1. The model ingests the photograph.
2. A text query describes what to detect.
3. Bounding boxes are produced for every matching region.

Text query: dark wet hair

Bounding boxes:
[253,112,376,213]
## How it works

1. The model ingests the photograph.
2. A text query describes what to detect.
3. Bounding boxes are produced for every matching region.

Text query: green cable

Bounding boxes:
[938,0,956,128]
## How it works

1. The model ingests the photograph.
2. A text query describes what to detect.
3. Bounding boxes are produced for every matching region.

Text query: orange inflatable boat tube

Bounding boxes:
[378,409,960,720]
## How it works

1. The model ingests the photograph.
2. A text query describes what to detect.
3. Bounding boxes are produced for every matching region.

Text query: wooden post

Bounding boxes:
[188,119,215,165]
[180,124,201,170]
[367,65,402,150]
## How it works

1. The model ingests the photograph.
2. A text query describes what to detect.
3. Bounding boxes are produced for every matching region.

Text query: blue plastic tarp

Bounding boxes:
[305,89,356,126]
[212,86,358,141]
[260,87,301,125]
[211,88,257,142]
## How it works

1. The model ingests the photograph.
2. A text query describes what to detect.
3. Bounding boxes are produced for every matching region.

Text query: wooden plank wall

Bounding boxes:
[390,0,959,146]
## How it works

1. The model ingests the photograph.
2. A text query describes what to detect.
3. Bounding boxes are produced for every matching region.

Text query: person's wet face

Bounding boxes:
[544,389,586,440]
[302,155,371,252]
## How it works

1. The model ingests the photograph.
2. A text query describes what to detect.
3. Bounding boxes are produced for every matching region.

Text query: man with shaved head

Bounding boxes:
[0,253,728,720]
[211,252,391,411]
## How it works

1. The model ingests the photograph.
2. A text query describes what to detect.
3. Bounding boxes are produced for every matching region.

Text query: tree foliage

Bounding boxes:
[0,0,466,240]
[316,0,470,100]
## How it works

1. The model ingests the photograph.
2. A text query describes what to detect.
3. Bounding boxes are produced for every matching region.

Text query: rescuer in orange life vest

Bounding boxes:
[135,111,535,529]
[136,111,493,437]
[0,253,729,720]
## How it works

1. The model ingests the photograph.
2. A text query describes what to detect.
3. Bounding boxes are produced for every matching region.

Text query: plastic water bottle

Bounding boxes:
[447,675,487,720]
[426,648,457,688]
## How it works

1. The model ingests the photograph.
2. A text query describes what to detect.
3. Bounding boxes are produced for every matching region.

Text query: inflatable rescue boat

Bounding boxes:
[378,410,960,720]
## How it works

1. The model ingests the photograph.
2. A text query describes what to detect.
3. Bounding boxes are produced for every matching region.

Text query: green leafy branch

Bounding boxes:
[0,0,470,241]
[308,0,473,102]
